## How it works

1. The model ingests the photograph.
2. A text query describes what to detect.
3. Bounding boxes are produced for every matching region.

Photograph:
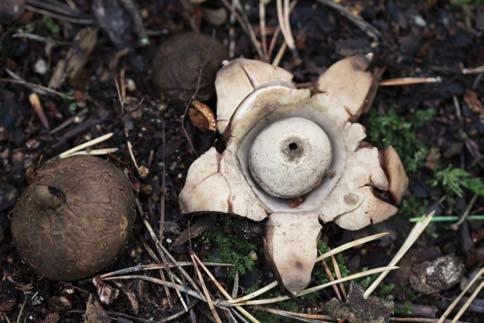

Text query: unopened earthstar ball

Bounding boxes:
[11,155,135,281]
[152,32,228,101]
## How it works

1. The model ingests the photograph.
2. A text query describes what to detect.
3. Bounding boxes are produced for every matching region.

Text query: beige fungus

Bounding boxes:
[179,55,409,294]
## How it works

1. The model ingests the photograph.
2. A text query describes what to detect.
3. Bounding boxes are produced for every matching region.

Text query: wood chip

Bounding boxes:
[49,27,98,89]
[464,89,482,114]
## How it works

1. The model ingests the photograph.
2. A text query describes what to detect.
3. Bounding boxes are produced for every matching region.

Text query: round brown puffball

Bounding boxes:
[0,0,25,23]
[11,155,135,281]
[152,32,228,101]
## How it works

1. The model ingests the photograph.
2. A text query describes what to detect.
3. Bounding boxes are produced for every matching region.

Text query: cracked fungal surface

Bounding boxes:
[179,56,409,294]
[11,155,135,281]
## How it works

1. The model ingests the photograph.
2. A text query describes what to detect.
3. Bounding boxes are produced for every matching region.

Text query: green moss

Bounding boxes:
[368,107,435,173]
[357,267,395,298]
[202,230,257,278]
[400,195,428,218]
[395,301,413,315]
[430,166,484,198]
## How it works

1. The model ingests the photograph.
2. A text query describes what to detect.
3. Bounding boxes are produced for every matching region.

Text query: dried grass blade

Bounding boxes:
[103,275,206,302]
[142,217,202,294]
[330,254,346,299]
[317,232,389,262]
[234,266,399,306]
[364,211,434,298]
[451,281,484,323]
[229,281,279,304]
[190,253,222,323]
[59,133,113,158]
[191,253,261,323]
[437,268,483,323]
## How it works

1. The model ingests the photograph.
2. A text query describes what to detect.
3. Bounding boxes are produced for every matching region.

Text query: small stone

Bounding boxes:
[126,78,136,92]
[412,15,427,27]
[34,59,49,75]
[409,255,465,295]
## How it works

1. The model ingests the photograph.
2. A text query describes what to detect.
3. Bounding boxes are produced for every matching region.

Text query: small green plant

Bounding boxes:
[430,167,484,197]
[358,267,395,297]
[400,195,428,217]
[42,16,61,34]
[395,301,413,315]
[394,289,417,314]
[203,230,257,277]
[313,242,330,285]
[368,107,435,173]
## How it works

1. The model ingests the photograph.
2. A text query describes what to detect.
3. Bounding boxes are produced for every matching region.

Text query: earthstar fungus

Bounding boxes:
[179,56,409,294]
[12,155,135,281]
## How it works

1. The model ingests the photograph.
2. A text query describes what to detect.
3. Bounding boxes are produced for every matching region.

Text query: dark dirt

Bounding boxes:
[1,0,483,322]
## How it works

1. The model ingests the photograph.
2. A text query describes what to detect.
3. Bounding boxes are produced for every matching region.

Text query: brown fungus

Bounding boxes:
[152,32,228,101]
[179,56,409,295]
[11,155,135,281]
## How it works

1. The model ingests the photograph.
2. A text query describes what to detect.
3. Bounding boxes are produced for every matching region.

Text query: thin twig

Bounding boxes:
[315,0,380,42]
[12,32,70,45]
[142,218,202,295]
[321,259,342,301]
[100,262,231,278]
[272,41,287,66]
[142,218,189,310]
[275,0,299,62]
[0,78,72,98]
[259,1,268,60]
[160,122,166,241]
[16,299,27,323]
[190,252,223,323]
[25,4,94,24]
[330,254,346,299]
[379,77,442,86]
[180,31,217,157]
[103,275,206,302]
[220,0,264,58]
[139,235,174,307]
[461,65,484,74]
[450,194,478,230]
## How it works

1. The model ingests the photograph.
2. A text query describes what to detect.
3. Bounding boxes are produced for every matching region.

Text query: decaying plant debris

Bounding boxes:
[0,0,483,322]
